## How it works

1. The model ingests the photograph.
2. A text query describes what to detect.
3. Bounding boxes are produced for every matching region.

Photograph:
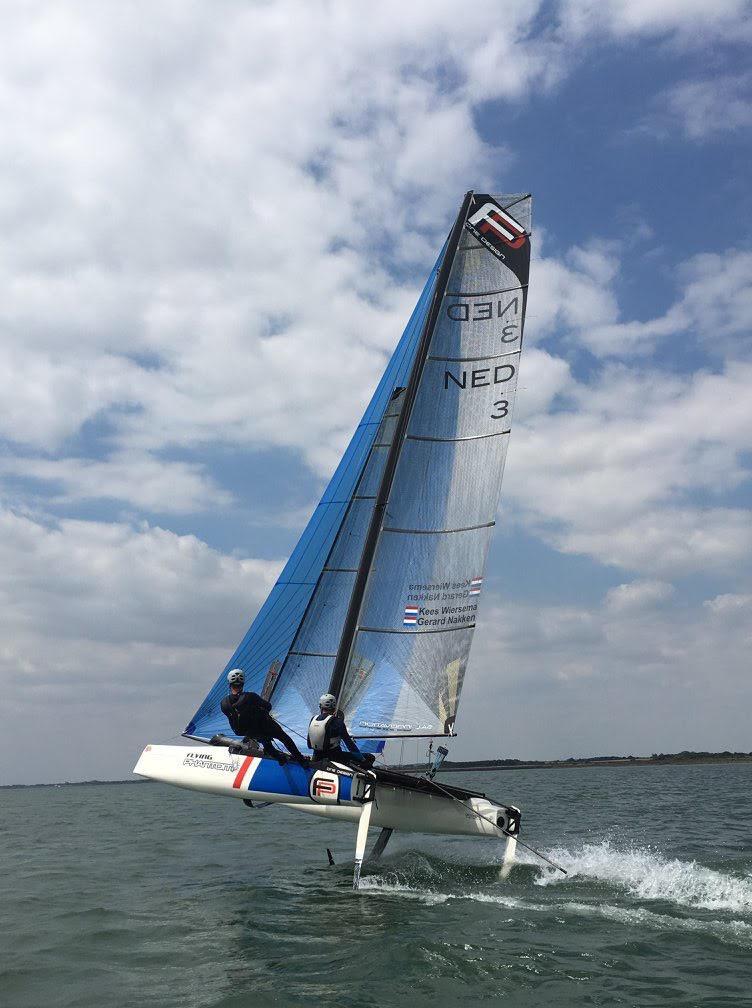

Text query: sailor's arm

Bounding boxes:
[339,718,360,753]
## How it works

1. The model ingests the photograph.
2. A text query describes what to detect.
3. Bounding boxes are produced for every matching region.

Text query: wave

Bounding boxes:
[359,879,752,947]
[527,841,752,914]
[563,901,752,945]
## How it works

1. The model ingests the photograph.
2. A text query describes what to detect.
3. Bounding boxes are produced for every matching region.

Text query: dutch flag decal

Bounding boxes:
[403,605,419,626]
[469,577,483,596]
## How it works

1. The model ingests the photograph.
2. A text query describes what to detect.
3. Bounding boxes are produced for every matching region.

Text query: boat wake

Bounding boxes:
[527,840,752,914]
[358,842,752,948]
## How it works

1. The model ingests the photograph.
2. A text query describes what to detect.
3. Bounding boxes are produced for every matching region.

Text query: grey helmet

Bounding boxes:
[227,668,245,687]
[318,693,337,712]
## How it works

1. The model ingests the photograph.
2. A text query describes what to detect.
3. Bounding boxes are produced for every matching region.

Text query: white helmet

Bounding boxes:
[319,693,337,711]
[227,668,245,686]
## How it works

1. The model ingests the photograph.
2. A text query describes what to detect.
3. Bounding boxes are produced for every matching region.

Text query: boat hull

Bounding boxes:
[133,744,517,839]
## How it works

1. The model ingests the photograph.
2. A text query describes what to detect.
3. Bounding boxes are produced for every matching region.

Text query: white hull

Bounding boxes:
[134,744,519,840]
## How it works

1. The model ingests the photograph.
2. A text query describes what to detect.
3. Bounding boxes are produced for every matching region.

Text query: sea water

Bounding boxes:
[1,762,750,1007]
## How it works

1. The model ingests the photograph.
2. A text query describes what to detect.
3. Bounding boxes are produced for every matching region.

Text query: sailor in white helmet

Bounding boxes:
[307,694,371,766]
[220,668,306,764]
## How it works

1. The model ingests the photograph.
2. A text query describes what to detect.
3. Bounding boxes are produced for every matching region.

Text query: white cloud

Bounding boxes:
[559,0,752,43]
[526,242,621,347]
[515,347,573,419]
[659,73,752,139]
[580,250,752,358]
[605,579,674,612]
[0,503,287,782]
[0,452,231,514]
[0,344,148,451]
[0,0,560,481]
[0,508,280,649]
[703,592,752,621]
[506,358,752,575]
[678,251,752,350]
[562,508,752,576]
[457,585,752,760]
[526,236,750,359]
[1,2,749,481]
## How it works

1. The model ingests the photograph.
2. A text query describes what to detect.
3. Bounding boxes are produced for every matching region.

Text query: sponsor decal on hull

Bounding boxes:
[182,751,240,772]
[309,771,340,804]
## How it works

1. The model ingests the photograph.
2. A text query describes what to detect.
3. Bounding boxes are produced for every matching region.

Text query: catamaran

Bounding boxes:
[134,191,535,887]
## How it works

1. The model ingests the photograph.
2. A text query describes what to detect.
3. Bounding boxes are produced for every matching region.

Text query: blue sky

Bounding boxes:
[1,1,750,783]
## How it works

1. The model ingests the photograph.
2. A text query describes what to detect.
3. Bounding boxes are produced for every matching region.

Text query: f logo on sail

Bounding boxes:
[467,202,526,249]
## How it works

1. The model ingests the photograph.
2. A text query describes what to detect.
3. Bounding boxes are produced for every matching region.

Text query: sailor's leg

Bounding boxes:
[258,736,288,763]
[368,827,393,861]
[353,799,374,890]
[270,726,306,762]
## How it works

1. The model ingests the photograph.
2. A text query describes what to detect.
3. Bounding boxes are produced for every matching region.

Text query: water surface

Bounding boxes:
[1,762,750,1006]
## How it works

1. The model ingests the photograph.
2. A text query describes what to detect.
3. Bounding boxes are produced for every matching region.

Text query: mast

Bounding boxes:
[329,191,475,701]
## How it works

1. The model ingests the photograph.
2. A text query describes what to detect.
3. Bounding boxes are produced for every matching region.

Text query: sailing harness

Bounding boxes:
[307,713,342,756]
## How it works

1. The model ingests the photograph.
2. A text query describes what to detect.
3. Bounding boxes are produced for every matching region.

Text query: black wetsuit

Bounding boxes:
[220,691,304,761]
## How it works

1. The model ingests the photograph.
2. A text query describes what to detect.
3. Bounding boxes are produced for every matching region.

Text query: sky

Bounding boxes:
[1,0,751,784]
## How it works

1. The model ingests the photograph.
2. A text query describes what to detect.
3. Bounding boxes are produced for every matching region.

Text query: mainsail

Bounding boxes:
[333,193,531,739]
[186,191,531,747]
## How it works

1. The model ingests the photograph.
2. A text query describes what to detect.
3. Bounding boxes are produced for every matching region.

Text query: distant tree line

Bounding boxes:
[649,750,752,761]
[427,750,752,771]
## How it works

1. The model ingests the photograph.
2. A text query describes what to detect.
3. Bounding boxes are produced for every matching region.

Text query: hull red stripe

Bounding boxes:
[232,755,255,789]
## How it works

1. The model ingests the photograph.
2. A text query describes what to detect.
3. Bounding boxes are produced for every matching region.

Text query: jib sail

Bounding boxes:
[184,246,446,742]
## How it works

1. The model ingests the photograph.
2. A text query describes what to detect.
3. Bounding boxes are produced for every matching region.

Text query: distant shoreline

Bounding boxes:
[410,753,752,773]
[0,778,150,790]
[3,751,751,788]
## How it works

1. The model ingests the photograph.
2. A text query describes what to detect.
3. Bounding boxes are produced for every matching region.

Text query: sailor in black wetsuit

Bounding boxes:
[220,669,306,763]
[307,693,372,766]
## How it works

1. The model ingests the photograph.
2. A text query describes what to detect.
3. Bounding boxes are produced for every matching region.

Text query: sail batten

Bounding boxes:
[406,430,511,442]
[359,624,475,635]
[382,522,495,534]
[446,283,527,296]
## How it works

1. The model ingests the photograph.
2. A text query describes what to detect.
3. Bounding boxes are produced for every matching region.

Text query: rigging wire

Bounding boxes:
[421,773,567,876]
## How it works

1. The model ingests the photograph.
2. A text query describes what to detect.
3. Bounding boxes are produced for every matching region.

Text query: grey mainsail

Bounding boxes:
[334,192,532,739]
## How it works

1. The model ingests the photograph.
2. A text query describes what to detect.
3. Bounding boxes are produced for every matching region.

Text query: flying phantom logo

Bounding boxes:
[465,195,530,285]
[310,771,340,803]
[468,201,526,249]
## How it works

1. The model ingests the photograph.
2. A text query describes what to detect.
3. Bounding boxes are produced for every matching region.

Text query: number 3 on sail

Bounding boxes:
[134,191,535,888]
